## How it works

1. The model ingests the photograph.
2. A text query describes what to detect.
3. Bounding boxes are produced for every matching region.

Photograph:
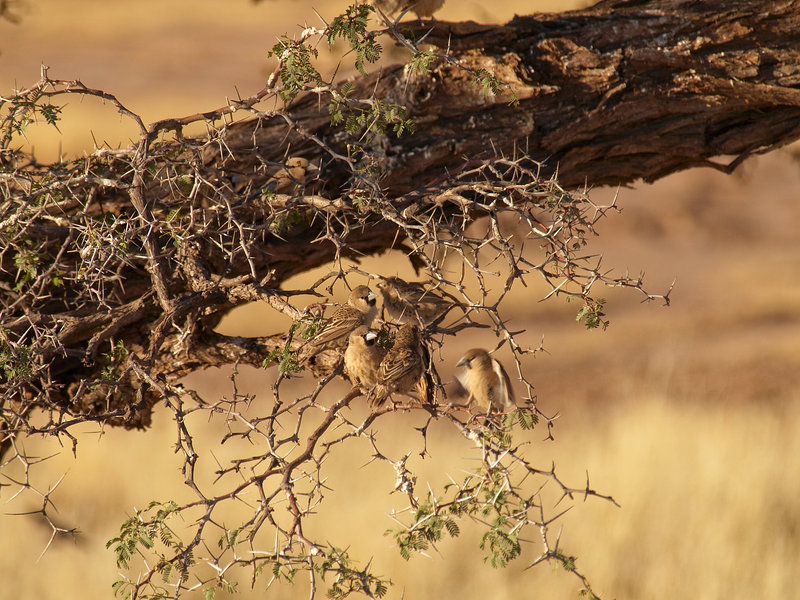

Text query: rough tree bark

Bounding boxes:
[1,0,799,441]
[214,0,800,191]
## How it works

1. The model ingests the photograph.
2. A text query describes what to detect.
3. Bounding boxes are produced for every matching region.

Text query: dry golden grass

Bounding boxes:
[3,384,799,599]
[3,1,800,598]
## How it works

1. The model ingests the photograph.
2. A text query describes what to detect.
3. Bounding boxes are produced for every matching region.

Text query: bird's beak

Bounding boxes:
[367,290,377,305]
[365,330,378,342]
[456,357,468,368]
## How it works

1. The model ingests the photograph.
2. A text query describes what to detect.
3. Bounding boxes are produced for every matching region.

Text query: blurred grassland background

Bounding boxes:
[2,1,800,598]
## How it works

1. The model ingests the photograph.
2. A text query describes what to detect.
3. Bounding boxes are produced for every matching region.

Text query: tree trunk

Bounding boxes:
[214,0,800,192]
[2,0,799,441]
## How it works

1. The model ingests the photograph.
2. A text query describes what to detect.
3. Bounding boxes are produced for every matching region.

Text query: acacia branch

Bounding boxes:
[1,0,795,436]
[3,2,791,596]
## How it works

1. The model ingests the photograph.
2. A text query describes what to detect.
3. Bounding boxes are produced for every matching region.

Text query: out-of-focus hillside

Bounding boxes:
[2,1,799,599]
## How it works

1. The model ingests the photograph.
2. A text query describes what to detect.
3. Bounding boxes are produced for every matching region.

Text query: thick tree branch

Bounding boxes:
[210,0,800,192]
[1,0,796,439]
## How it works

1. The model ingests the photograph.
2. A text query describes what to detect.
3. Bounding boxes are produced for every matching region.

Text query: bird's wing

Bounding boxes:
[380,348,417,382]
[312,308,361,346]
[491,357,514,410]
[416,342,436,405]
[455,368,471,394]
[416,370,434,405]
[371,348,414,407]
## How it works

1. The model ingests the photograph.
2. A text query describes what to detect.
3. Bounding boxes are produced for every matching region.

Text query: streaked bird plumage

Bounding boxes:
[371,323,427,407]
[376,276,457,326]
[298,285,378,363]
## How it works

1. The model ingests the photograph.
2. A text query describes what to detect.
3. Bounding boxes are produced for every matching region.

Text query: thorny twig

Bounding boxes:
[0,6,672,599]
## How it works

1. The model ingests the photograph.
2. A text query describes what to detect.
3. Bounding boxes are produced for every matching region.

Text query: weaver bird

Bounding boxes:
[456,348,515,414]
[265,157,310,194]
[371,323,430,407]
[298,285,378,363]
[344,326,386,389]
[375,276,457,326]
[372,0,445,19]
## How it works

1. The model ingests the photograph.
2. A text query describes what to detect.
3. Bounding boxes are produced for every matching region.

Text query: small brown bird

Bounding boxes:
[371,323,426,407]
[265,157,310,194]
[456,348,515,414]
[298,285,378,363]
[375,276,457,326]
[372,0,445,19]
[344,326,386,389]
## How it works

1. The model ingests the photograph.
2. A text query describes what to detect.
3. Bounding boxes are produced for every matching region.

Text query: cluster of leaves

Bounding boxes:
[0,331,32,383]
[576,297,608,330]
[106,501,192,599]
[329,86,415,142]
[11,240,42,292]
[0,87,62,151]
[268,38,322,104]
[388,409,539,568]
[318,546,391,600]
[262,316,325,377]
[266,207,311,236]
[268,2,414,151]
[100,340,129,381]
[327,3,382,75]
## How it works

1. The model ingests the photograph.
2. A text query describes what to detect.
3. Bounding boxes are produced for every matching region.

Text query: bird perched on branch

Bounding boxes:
[265,157,310,194]
[371,323,431,407]
[375,276,458,326]
[344,326,386,389]
[298,285,378,363]
[372,0,445,19]
[456,348,515,414]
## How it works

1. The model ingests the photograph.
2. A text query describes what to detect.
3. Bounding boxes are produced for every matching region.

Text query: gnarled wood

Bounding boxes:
[212,0,800,192]
[1,0,798,444]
